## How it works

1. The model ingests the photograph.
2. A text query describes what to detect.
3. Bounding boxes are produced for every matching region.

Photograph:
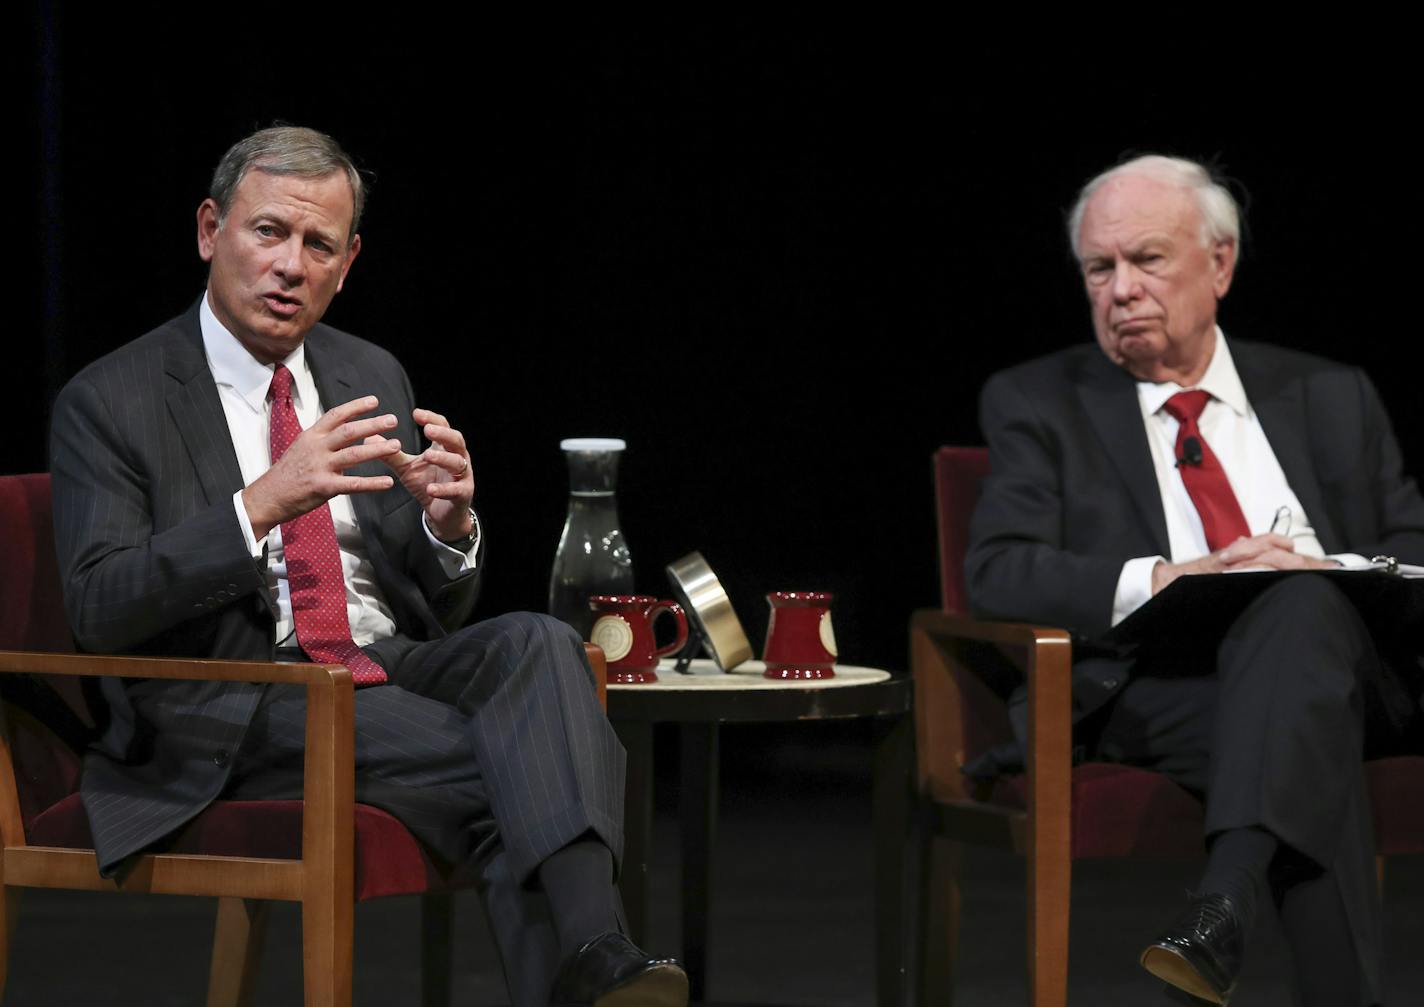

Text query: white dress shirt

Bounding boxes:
[1111,330,1364,626]
[199,294,478,646]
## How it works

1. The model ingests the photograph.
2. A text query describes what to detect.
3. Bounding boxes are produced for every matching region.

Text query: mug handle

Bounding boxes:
[647,602,689,659]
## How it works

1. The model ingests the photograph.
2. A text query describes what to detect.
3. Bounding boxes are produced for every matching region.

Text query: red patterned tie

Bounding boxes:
[1163,390,1251,551]
[268,365,387,685]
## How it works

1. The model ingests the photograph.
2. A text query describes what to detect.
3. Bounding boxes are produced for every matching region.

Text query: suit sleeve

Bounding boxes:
[407,518,483,632]
[384,359,483,633]
[1341,368,1424,565]
[963,369,1127,637]
[50,372,269,654]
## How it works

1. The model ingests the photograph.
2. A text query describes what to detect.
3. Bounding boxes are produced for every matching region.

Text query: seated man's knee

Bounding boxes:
[477,612,587,672]
[1226,574,1373,698]
[501,611,583,650]
[1238,574,1359,636]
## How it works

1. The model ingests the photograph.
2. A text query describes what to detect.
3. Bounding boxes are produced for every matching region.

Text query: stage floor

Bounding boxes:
[7,720,1422,1005]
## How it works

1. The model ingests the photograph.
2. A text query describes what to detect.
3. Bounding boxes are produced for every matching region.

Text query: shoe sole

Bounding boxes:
[1140,944,1230,1005]
[593,963,689,1007]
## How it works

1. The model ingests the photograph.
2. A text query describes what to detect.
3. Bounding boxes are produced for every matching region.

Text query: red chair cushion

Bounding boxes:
[991,763,1206,859]
[934,447,990,616]
[1368,756,1424,856]
[987,758,1424,859]
[7,706,83,828]
[26,796,455,901]
[0,474,76,654]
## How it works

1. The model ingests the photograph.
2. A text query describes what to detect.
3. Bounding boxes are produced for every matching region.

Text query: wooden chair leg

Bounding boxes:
[303,891,353,1007]
[1027,835,1070,1007]
[207,897,271,1007]
[917,832,961,1007]
[0,886,20,997]
[421,892,453,1007]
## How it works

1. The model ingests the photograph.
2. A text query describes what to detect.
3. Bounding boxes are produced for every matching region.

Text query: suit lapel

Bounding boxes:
[1233,341,1340,550]
[1073,352,1172,556]
[304,329,361,423]
[164,303,247,506]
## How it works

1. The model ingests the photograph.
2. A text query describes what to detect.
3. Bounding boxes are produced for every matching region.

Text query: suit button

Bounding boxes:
[213,750,230,767]
[1103,678,1119,690]
[214,591,228,603]
[228,583,239,592]
[205,596,216,608]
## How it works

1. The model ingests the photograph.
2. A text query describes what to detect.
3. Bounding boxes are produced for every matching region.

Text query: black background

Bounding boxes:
[17,14,1422,670]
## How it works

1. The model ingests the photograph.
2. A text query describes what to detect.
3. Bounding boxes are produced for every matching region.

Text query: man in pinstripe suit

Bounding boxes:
[49,126,687,1007]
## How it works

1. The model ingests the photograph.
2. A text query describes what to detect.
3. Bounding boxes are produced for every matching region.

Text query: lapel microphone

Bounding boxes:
[1177,436,1203,468]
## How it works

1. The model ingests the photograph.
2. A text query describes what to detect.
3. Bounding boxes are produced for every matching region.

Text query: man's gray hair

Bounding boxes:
[209,126,366,244]
[1067,154,1240,260]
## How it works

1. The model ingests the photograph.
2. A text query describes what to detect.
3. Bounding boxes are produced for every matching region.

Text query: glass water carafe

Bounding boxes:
[548,438,634,639]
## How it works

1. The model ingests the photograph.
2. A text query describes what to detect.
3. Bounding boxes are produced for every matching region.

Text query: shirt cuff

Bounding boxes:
[424,510,481,578]
[1326,553,1369,569]
[232,489,264,559]
[1112,555,1166,626]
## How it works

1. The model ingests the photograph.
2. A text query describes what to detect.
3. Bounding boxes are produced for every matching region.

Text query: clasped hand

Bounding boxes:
[1151,533,1338,595]
[366,407,475,543]
[242,397,475,543]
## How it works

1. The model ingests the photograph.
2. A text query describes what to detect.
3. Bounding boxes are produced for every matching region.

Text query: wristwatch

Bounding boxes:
[435,510,479,553]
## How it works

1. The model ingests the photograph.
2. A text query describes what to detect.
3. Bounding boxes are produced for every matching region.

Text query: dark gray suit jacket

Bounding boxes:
[965,338,1424,722]
[49,301,482,871]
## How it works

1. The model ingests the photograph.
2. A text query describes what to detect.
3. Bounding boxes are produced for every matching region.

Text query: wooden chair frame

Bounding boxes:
[911,609,1072,1007]
[0,645,607,1007]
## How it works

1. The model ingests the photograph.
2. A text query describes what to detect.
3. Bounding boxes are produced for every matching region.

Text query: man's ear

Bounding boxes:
[196,199,222,262]
[336,233,361,293]
[1211,238,1237,299]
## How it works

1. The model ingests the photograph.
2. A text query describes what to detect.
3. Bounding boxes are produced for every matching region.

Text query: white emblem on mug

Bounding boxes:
[819,611,838,656]
[591,615,635,663]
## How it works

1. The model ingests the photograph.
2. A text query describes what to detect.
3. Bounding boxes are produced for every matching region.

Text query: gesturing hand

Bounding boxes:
[369,407,476,543]
[242,395,401,540]
[1151,533,1339,595]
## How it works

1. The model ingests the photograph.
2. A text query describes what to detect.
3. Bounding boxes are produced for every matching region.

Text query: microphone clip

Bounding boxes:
[1177,435,1203,468]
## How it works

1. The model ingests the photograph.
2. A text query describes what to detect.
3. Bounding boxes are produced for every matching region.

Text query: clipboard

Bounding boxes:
[1104,568,1424,650]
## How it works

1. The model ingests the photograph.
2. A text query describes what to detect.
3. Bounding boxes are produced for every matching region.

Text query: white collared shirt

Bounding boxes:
[1111,329,1364,625]
[199,293,477,646]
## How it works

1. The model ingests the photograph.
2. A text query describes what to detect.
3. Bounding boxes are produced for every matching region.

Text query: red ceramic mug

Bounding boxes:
[588,595,689,684]
[762,591,837,680]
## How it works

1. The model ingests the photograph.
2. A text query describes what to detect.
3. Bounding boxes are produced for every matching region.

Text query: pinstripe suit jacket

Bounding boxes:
[49,300,482,871]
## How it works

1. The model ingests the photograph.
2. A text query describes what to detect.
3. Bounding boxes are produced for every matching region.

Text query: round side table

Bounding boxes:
[608,659,913,1006]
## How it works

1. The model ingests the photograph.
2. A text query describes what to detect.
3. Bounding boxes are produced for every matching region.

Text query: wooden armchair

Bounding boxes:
[911,446,1424,1007]
[0,472,607,1006]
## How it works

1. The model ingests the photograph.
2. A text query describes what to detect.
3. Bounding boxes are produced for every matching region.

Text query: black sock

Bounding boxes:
[537,835,620,960]
[1199,826,1277,932]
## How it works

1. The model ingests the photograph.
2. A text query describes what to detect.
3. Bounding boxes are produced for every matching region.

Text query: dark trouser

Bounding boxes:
[229,611,627,1007]
[1089,575,1420,1005]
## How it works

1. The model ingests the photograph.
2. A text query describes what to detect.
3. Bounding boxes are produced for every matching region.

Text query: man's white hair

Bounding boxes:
[1067,155,1240,260]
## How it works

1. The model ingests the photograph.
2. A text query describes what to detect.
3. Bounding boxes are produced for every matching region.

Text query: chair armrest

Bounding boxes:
[911,609,1072,808]
[0,643,607,871]
[0,650,348,686]
[0,650,352,875]
[583,643,607,712]
[911,609,1072,650]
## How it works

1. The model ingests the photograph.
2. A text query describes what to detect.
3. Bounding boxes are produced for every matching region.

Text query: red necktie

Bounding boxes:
[1162,390,1251,551]
[268,365,387,685]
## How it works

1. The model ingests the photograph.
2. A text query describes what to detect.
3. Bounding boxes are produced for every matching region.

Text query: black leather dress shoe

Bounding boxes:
[1140,893,1243,1006]
[550,932,689,1007]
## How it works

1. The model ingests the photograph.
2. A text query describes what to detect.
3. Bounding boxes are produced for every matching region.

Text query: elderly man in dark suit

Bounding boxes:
[966,155,1424,1006]
[50,125,687,1007]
